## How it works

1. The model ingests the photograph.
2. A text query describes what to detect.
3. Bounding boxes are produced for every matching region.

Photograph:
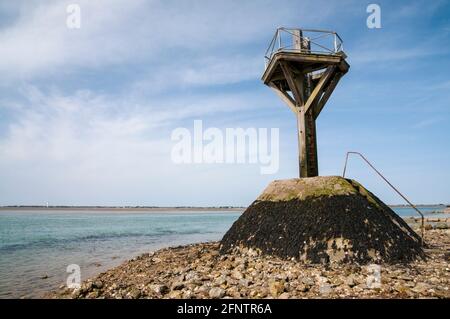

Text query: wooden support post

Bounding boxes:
[297,107,307,177]
[305,111,318,176]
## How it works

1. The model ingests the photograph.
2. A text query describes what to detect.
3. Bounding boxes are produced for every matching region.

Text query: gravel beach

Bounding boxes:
[50,226,450,299]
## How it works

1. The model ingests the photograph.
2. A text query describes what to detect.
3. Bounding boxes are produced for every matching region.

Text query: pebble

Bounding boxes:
[209,287,225,299]
[268,280,285,297]
[48,229,450,299]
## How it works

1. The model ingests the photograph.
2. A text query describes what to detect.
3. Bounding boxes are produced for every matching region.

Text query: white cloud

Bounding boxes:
[0,0,337,81]
[0,83,279,205]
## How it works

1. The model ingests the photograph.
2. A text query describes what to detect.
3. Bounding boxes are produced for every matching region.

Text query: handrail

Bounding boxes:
[342,151,425,245]
[264,27,344,67]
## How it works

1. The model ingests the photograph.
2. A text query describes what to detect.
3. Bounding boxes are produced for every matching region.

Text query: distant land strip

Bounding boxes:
[0,204,448,212]
[0,206,246,212]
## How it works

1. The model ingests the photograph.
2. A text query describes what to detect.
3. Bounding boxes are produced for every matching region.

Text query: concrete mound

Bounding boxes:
[220,176,425,264]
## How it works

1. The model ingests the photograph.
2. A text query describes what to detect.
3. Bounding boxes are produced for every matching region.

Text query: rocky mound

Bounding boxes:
[220,176,425,264]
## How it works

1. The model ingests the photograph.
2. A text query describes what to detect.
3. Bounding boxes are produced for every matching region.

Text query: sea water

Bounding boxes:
[0,210,241,298]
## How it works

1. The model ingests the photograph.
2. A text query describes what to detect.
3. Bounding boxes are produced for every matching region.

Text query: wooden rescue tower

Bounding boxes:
[262,28,349,177]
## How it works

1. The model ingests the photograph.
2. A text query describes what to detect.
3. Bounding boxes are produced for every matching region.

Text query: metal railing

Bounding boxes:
[264,27,344,67]
[342,151,425,245]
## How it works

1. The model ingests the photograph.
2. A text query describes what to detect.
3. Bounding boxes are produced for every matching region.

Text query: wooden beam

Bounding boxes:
[303,66,336,114]
[268,82,298,114]
[297,108,308,177]
[279,61,305,105]
[312,72,343,119]
[305,112,318,176]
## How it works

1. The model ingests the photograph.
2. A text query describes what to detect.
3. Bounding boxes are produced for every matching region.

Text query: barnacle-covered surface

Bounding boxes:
[220,176,424,264]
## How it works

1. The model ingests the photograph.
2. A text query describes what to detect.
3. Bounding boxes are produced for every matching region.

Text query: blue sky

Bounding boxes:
[0,0,449,206]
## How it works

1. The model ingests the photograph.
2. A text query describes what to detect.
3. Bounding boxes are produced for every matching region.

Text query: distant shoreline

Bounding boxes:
[0,206,245,213]
[0,204,447,211]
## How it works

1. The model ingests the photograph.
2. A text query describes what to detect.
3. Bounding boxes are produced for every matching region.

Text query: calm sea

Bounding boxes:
[0,210,241,298]
[0,206,445,298]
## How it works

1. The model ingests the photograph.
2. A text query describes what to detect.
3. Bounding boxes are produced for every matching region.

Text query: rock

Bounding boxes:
[87,291,99,298]
[171,282,185,290]
[129,289,141,299]
[239,278,250,287]
[215,276,228,286]
[150,284,169,295]
[246,248,259,257]
[71,289,81,299]
[424,224,433,230]
[427,277,440,285]
[412,282,432,294]
[296,284,309,292]
[46,230,449,300]
[168,290,183,299]
[209,287,225,299]
[435,223,448,230]
[231,270,244,280]
[220,176,424,264]
[301,277,315,287]
[92,281,103,289]
[268,281,284,297]
[183,291,194,299]
[185,271,199,281]
[226,287,241,298]
[278,292,290,299]
[345,275,357,288]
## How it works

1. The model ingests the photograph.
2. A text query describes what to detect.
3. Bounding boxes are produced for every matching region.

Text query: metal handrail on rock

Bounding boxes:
[342,151,425,245]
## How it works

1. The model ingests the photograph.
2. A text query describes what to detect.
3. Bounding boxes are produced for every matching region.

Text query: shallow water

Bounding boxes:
[392,206,446,217]
[0,210,241,298]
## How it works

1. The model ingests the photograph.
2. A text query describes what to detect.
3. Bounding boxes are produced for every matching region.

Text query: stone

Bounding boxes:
[151,284,169,295]
[215,276,227,286]
[231,270,244,280]
[301,277,315,287]
[171,282,185,290]
[412,282,432,294]
[47,230,450,300]
[92,281,103,289]
[345,275,357,288]
[168,290,183,299]
[209,287,225,299]
[296,284,309,293]
[435,223,448,230]
[129,289,141,299]
[268,281,284,297]
[278,292,290,299]
[71,289,81,298]
[220,176,424,264]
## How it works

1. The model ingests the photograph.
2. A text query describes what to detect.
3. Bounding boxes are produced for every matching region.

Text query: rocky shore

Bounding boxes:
[50,227,450,299]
